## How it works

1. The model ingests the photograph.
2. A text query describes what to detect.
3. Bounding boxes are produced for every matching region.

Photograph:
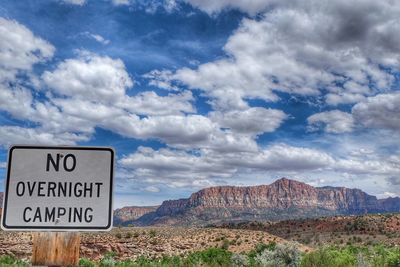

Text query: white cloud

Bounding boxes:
[352,92,400,131]
[119,144,335,187]
[112,0,130,5]
[119,141,400,194]
[233,144,335,171]
[118,90,195,116]
[86,33,110,45]
[0,126,88,147]
[307,110,354,133]
[0,162,6,169]
[149,0,400,108]
[42,54,133,102]
[183,0,275,15]
[144,186,160,193]
[63,0,86,5]
[0,17,54,82]
[210,107,287,135]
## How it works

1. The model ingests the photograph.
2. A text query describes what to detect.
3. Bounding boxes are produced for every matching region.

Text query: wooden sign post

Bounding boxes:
[1,146,115,266]
[32,232,80,266]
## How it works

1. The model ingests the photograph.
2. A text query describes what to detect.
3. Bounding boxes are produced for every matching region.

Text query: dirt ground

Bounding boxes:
[0,227,310,262]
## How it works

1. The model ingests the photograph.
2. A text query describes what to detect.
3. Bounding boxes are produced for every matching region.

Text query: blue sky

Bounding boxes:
[0,0,399,207]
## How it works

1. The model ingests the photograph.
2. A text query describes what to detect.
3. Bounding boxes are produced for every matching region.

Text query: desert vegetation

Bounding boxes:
[1,242,400,266]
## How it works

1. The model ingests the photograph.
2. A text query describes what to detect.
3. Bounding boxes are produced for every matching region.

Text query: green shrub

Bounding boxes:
[125,232,133,238]
[256,242,302,267]
[186,247,232,267]
[231,253,249,267]
[0,255,16,265]
[0,255,29,267]
[79,258,97,267]
[149,230,156,238]
[115,232,122,239]
[300,247,356,267]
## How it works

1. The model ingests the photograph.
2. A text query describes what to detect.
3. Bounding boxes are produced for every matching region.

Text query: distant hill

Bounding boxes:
[113,206,159,225]
[126,178,400,226]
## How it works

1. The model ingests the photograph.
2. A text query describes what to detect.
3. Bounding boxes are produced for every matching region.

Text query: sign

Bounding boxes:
[1,146,114,231]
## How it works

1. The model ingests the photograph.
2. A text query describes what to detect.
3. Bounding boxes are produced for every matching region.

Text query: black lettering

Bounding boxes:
[83,182,93,197]
[48,182,56,197]
[73,207,82,222]
[63,154,76,172]
[33,208,42,223]
[58,182,67,197]
[37,182,45,197]
[23,207,32,222]
[95,183,103,197]
[74,183,83,197]
[16,182,25,196]
[57,207,66,218]
[84,208,93,223]
[27,182,36,196]
[45,207,55,222]
[46,153,60,172]
[68,182,72,197]
[68,207,72,222]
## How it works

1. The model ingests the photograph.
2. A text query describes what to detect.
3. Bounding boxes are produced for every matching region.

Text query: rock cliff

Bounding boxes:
[133,178,400,226]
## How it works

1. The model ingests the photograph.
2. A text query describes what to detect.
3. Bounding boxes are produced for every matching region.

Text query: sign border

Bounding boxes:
[1,145,114,231]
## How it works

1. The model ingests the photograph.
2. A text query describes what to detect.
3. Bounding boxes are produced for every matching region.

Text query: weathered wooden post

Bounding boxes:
[1,146,114,267]
[32,232,80,266]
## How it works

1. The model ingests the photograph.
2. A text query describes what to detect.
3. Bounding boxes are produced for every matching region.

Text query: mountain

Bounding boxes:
[129,178,400,226]
[0,192,3,208]
[113,206,158,225]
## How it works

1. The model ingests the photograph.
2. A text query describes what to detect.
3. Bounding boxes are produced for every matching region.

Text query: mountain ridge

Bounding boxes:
[124,178,400,226]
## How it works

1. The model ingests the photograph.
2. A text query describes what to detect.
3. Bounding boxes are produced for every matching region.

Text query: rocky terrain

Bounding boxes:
[129,178,400,226]
[213,213,400,248]
[113,206,159,225]
[0,227,306,262]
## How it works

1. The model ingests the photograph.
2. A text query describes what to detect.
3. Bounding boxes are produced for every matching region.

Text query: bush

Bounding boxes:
[125,232,133,239]
[0,255,29,267]
[221,238,230,250]
[186,247,232,267]
[79,258,97,267]
[300,247,356,267]
[231,253,249,267]
[0,255,16,265]
[149,230,156,238]
[255,242,302,267]
[100,252,117,267]
[115,232,122,239]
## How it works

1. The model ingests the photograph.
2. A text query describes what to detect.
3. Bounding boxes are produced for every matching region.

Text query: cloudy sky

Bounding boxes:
[0,0,399,207]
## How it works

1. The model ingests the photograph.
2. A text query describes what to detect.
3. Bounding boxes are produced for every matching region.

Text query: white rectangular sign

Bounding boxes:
[1,146,114,231]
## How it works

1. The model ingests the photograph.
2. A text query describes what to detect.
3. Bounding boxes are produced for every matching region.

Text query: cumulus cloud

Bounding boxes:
[119,144,334,180]
[210,107,287,135]
[0,44,258,152]
[148,0,400,109]
[352,92,400,131]
[112,0,130,5]
[84,32,110,45]
[63,0,86,5]
[183,0,275,15]
[42,54,133,102]
[0,17,54,82]
[307,110,354,133]
[118,142,400,189]
[0,126,88,147]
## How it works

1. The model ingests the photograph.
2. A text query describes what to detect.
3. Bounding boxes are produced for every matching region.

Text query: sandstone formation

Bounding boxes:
[113,206,158,225]
[132,178,400,226]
